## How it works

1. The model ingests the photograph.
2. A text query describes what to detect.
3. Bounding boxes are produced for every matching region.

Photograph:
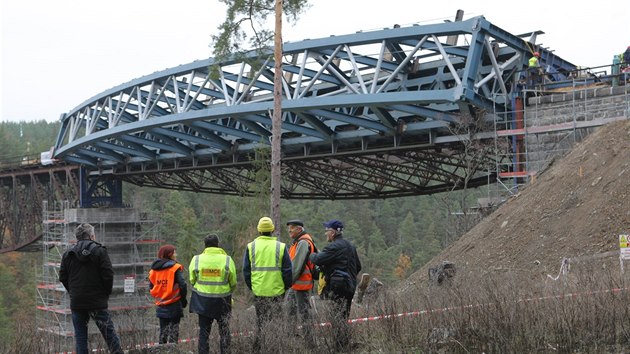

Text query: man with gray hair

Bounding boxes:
[59,223,122,354]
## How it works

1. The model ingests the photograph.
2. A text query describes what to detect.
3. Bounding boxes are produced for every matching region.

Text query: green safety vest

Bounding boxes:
[528,56,539,68]
[247,236,286,297]
[190,247,235,298]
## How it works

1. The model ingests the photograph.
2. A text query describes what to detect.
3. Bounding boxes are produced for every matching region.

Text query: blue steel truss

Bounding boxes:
[53,16,576,199]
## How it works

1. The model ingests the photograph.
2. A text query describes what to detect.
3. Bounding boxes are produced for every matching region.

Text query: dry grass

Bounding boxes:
[7,265,630,353]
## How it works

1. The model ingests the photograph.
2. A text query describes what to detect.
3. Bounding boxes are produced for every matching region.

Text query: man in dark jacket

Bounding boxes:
[309,219,362,352]
[59,223,123,354]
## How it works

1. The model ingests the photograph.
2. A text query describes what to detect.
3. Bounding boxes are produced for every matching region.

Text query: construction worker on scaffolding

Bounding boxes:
[622,46,630,75]
[528,51,542,89]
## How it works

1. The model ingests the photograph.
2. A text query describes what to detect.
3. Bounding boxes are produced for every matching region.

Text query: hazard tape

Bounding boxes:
[344,286,630,326]
[57,286,629,353]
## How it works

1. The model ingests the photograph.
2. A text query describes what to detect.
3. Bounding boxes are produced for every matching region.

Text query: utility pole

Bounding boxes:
[271,0,283,234]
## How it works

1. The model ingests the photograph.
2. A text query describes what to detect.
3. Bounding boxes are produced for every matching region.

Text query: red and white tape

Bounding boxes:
[57,286,629,353]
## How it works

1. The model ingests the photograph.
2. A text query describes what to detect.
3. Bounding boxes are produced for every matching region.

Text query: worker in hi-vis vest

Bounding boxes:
[148,244,187,345]
[528,51,542,88]
[189,234,236,354]
[285,219,317,348]
[243,216,292,353]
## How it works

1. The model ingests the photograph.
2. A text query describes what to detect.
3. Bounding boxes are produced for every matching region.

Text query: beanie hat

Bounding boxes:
[158,244,176,259]
[257,217,275,233]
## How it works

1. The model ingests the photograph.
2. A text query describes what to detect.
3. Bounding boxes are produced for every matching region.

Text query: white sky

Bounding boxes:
[1,0,626,123]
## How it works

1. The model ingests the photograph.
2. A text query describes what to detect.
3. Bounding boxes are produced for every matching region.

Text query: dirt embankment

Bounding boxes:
[403,120,630,292]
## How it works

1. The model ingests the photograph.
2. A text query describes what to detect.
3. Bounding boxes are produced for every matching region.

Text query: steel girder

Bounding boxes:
[53,16,576,199]
[120,146,496,199]
[0,164,79,253]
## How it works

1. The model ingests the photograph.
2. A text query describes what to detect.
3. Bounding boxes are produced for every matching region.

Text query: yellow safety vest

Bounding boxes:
[528,56,539,68]
[190,247,235,298]
[247,236,286,297]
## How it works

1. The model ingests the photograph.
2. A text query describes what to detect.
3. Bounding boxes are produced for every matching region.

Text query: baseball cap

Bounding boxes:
[323,219,344,231]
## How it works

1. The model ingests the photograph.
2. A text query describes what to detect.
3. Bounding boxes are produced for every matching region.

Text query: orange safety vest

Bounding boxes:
[288,234,316,291]
[149,263,183,306]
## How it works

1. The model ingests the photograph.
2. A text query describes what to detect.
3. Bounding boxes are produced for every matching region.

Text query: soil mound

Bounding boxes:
[404,120,630,291]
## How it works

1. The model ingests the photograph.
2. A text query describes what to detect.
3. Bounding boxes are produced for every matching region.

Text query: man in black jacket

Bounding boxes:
[59,223,123,354]
[309,219,362,352]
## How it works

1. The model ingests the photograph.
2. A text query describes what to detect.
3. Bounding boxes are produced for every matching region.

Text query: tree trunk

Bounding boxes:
[271,0,283,235]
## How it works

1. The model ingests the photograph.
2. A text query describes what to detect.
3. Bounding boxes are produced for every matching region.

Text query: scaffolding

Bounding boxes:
[37,201,160,350]
[493,79,630,199]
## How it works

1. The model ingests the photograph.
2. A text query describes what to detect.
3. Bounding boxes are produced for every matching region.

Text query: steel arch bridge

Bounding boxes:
[53,16,576,202]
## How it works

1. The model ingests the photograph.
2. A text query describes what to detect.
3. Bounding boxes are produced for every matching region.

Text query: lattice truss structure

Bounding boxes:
[0,165,79,251]
[54,16,576,199]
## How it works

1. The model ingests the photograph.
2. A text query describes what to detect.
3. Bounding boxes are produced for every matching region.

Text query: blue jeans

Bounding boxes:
[71,309,122,354]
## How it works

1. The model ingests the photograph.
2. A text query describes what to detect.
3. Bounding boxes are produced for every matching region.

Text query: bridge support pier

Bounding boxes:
[79,167,123,208]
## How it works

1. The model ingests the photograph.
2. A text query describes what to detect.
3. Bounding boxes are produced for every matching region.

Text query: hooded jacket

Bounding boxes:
[59,239,114,311]
[149,258,187,319]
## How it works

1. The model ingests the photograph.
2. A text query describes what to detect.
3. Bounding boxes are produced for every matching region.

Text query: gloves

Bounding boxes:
[181,298,188,309]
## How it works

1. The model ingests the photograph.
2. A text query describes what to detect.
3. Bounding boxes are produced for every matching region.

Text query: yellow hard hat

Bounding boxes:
[257,217,275,233]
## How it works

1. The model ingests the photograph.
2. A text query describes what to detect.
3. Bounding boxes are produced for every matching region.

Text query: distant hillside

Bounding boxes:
[401,119,630,293]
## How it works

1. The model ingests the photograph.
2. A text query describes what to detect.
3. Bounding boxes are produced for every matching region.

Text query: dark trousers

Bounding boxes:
[528,67,542,89]
[158,317,181,344]
[253,295,284,352]
[71,309,122,354]
[329,292,353,351]
[198,313,231,354]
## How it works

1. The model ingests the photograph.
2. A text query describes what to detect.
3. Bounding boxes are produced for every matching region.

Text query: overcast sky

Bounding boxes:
[1,0,626,123]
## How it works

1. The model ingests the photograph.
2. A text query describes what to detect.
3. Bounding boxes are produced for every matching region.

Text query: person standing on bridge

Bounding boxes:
[189,234,237,354]
[285,219,318,348]
[59,223,123,354]
[148,244,188,345]
[309,219,361,352]
[243,217,292,353]
[528,51,542,88]
[621,46,630,75]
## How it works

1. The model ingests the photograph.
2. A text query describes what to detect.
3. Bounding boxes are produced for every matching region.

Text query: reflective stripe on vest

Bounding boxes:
[149,263,183,306]
[248,237,286,297]
[192,254,233,298]
[289,235,315,291]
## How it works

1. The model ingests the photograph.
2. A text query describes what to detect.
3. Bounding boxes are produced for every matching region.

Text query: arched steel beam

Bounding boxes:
[52,16,576,199]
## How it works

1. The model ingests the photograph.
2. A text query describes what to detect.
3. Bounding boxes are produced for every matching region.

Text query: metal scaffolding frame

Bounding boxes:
[36,201,160,350]
[492,79,630,200]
